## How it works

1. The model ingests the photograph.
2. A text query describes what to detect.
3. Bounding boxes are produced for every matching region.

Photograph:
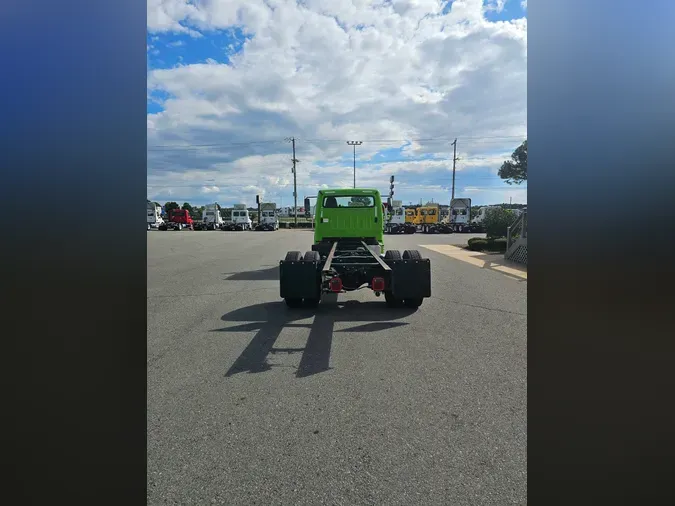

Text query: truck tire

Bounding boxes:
[303,251,320,263]
[384,249,402,261]
[383,250,403,307]
[285,251,303,262]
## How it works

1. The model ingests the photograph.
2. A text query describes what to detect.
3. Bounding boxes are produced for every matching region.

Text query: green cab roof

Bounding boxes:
[319,188,381,195]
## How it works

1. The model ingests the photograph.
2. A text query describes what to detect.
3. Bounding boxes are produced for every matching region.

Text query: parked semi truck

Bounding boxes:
[385,200,416,234]
[414,204,452,234]
[470,205,497,231]
[194,203,224,230]
[223,204,253,231]
[449,198,481,233]
[147,201,164,230]
[279,189,431,309]
[158,208,194,231]
[255,202,279,231]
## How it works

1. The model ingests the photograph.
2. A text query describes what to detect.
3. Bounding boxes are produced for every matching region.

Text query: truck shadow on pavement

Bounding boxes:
[223,266,279,281]
[214,300,414,378]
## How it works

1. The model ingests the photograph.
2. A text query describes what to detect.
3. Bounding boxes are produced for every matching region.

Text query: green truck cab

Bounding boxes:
[279,187,431,310]
[312,189,385,254]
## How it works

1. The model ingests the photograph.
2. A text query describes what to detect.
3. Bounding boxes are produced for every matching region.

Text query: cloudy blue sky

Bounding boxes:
[147,0,527,207]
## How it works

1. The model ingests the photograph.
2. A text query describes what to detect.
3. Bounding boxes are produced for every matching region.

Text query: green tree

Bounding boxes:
[498,140,527,185]
[483,207,516,239]
[164,201,180,215]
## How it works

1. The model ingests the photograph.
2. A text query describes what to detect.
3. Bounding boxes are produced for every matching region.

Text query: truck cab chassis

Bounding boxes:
[279,189,431,309]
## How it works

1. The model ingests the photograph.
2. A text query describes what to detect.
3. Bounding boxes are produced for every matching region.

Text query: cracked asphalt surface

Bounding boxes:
[147,229,527,505]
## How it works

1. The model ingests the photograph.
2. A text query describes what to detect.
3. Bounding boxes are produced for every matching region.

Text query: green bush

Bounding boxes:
[483,208,516,239]
[467,237,507,252]
[488,238,507,252]
[467,239,488,251]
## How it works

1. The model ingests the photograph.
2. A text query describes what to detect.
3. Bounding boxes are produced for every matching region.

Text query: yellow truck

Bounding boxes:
[413,205,452,234]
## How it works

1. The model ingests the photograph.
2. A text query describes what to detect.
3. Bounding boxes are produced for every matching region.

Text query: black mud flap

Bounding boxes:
[279,260,320,299]
[389,258,431,299]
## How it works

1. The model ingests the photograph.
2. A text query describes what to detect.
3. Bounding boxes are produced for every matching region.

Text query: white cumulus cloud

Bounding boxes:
[147,0,527,206]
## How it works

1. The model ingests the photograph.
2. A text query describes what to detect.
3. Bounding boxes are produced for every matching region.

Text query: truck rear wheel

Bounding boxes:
[384,249,402,261]
[285,251,303,262]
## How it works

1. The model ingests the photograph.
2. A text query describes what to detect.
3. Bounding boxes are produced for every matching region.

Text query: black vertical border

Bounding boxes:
[1,0,147,504]
[529,0,675,504]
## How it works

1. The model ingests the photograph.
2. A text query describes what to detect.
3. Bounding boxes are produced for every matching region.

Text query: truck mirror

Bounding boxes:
[386,197,392,211]
[304,198,311,217]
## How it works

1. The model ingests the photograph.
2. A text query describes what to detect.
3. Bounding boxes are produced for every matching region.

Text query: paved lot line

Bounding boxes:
[419,244,528,280]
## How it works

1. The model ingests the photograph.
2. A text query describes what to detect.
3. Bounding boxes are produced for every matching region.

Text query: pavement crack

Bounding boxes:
[430,296,526,316]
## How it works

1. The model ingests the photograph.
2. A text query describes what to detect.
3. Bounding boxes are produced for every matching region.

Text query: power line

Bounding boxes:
[147,135,526,150]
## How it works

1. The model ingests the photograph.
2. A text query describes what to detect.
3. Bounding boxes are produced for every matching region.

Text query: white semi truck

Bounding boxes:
[385,200,415,234]
[224,204,253,231]
[470,205,499,231]
[147,201,164,230]
[255,202,279,231]
[195,203,224,230]
[449,198,482,233]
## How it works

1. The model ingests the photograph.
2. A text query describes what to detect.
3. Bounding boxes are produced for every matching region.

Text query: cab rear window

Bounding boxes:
[322,196,375,208]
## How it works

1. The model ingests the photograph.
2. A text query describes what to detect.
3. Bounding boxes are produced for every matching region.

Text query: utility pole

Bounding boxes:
[451,139,459,201]
[286,137,299,228]
[347,140,362,188]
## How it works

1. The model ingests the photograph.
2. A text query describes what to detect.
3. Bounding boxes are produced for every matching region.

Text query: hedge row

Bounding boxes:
[467,237,508,252]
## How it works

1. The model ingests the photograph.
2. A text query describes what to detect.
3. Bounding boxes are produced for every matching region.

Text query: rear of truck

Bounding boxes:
[256,203,279,231]
[279,188,431,309]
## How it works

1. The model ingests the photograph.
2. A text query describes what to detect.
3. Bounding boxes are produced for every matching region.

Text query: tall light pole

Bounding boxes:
[285,137,299,228]
[451,139,459,201]
[347,140,362,188]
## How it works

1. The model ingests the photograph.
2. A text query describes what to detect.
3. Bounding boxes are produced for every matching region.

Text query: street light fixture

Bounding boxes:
[346,140,362,188]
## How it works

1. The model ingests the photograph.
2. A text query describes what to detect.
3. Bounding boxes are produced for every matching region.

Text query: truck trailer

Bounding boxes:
[279,189,431,309]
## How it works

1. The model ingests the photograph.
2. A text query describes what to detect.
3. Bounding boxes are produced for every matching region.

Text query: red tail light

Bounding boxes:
[372,277,385,292]
[329,277,342,293]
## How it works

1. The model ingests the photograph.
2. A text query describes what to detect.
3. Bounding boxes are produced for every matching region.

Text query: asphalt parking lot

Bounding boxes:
[147,229,527,505]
